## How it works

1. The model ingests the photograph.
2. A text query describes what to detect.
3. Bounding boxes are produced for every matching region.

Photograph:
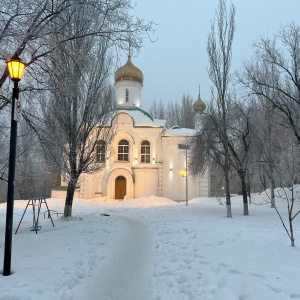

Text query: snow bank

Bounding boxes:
[256,185,300,204]
[104,195,177,208]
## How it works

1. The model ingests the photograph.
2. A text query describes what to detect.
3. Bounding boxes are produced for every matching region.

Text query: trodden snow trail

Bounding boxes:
[78,214,153,300]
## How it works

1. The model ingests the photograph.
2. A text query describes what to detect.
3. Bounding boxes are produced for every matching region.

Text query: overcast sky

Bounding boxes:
[114,0,300,112]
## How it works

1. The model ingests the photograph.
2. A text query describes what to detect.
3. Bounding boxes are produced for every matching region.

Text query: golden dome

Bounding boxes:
[114,55,144,83]
[193,94,206,112]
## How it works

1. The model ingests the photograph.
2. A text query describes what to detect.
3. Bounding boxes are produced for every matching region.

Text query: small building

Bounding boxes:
[53,56,209,201]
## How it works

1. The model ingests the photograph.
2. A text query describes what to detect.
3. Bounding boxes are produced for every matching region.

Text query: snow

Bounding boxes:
[164,127,197,137]
[0,194,300,300]
[118,109,165,127]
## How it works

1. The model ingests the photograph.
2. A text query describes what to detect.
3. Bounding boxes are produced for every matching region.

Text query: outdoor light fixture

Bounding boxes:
[3,54,26,276]
[178,143,190,206]
[180,169,186,177]
[6,55,26,81]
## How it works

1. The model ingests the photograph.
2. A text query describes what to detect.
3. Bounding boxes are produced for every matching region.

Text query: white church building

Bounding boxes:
[54,56,209,201]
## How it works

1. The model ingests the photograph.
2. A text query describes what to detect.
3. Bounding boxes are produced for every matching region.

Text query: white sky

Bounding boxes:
[114,0,300,111]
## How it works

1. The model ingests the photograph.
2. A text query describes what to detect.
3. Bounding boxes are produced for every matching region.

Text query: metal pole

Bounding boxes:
[3,82,19,276]
[186,148,188,206]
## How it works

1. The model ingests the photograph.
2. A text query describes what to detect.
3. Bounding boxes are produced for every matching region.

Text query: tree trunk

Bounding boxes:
[223,109,232,218]
[290,220,295,247]
[240,170,249,215]
[289,202,295,246]
[246,175,251,205]
[270,176,275,208]
[224,164,232,218]
[64,175,78,217]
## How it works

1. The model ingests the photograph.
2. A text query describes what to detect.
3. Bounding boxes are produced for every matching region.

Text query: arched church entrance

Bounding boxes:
[115,176,126,199]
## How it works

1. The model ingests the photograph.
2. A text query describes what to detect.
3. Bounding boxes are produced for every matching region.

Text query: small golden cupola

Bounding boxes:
[193,85,206,130]
[114,55,144,84]
[193,85,206,113]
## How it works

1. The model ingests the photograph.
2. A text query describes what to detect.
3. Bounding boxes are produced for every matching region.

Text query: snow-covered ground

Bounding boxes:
[0,194,300,300]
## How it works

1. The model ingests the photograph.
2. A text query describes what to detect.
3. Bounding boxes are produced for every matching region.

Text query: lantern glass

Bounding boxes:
[6,56,26,81]
[180,169,186,177]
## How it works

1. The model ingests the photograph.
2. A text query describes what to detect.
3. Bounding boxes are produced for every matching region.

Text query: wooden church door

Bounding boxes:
[115,176,126,199]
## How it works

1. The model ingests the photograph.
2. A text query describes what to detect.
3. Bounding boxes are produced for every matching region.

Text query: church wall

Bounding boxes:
[161,136,209,200]
[161,137,185,200]
[134,167,158,198]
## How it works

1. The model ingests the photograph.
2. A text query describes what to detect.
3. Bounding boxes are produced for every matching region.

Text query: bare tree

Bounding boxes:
[0,0,154,189]
[166,101,182,128]
[27,5,117,217]
[265,139,300,246]
[189,96,255,216]
[254,96,280,208]
[179,94,195,129]
[239,22,300,211]
[14,119,57,199]
[189,104,218,178]
[149,94,195,129]
[226,99,255,215]
[207,0,235,217]
[0,0,154,110]
[149,99,166,120]
[0,1,154,211]
[240,22,300,146]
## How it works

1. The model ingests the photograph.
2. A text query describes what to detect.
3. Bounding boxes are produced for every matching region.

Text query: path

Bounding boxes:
[80,214,153,300]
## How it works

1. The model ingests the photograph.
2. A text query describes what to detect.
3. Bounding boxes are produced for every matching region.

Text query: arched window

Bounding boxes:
[118,139,129,161]
[141,140,150,163]
[96,140,106,163]
[125,89,129,102]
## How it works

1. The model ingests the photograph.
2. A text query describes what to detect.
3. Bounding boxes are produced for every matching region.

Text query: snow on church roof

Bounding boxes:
[164,126,197,137]
[116,107,166,127]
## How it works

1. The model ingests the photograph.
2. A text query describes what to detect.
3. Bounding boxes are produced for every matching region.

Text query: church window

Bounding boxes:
[141,140,150,163]
[118,139,129,161]
[125,89,129,102]
[96,140,106,163]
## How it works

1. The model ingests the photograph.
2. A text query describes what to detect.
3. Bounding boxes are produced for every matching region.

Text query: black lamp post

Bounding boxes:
[3,55,26,276]
[178,143,190,206]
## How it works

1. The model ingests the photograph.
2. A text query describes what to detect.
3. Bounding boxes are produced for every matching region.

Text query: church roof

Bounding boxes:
[115,107,165,127]
[114,56,144,84]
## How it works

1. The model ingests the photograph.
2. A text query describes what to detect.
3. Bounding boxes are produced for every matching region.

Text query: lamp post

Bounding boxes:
[178,144,190,206]
[3,55,26,276]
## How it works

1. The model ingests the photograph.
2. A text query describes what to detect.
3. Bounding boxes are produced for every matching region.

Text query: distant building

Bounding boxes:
[52,56,209,201]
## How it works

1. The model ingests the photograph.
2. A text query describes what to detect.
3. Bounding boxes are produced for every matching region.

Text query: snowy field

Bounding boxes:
[0,193,300,300]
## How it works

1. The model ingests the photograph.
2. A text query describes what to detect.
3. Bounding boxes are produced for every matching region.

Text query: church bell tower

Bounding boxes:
[114,55,144,108]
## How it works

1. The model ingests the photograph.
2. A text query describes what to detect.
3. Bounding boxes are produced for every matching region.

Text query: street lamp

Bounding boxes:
[3,55,26,276]
[178,143,190,206]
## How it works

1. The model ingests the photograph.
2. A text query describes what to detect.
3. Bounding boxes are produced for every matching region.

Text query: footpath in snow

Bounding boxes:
[78,214,153,300]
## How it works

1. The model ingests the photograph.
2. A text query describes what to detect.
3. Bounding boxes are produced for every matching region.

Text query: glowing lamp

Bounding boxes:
[180,169,186,177]
[3,54,26,276]
[6,55,26,82]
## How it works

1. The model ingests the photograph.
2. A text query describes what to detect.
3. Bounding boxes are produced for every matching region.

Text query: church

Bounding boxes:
[53,56,209,201]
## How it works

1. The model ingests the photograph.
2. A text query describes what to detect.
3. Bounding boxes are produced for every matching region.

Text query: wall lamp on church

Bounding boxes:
[180,169,186,177]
